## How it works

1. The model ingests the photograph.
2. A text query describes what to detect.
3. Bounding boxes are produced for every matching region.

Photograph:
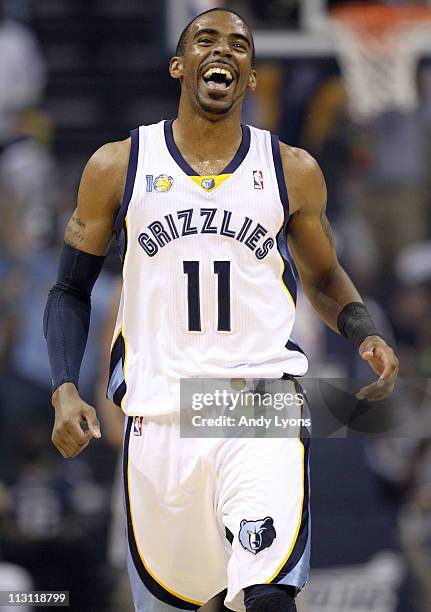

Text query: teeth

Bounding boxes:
[203,67,233,81]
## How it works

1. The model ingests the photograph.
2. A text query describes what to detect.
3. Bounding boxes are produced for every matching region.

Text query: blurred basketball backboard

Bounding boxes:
[166,0,331,57]
[165,0,431,58]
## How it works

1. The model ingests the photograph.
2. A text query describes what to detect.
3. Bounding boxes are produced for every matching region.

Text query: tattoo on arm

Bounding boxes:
[65,215,86,247]
[320,209,335,247]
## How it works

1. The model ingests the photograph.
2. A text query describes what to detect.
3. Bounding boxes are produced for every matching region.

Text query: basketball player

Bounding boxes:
[44,8,399,612]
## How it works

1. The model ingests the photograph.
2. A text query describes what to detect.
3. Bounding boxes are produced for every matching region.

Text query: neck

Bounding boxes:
[173,98,243,162]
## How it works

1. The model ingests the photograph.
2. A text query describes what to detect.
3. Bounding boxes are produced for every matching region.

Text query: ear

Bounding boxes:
[169,56,184,80]
[247,69,257,92]
[240,519,247,528]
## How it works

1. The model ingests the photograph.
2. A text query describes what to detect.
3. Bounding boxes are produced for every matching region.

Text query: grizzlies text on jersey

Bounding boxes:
[108,119,308,415]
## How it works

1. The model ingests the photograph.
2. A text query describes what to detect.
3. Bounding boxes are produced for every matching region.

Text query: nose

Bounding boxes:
[213,38,232,58]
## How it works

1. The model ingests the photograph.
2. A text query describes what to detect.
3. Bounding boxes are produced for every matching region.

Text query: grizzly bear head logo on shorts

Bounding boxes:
[239,517,276,555]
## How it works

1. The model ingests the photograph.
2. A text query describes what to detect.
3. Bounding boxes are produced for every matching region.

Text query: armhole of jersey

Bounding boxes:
[270,133,290,221]
[271,132,298,306]
[114,127,140,237]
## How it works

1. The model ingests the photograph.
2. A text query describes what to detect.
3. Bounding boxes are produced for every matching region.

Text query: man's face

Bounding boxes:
[170,11,257,116]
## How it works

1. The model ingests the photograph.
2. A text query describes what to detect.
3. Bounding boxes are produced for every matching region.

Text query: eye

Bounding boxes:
[197,37,213,45]
[232,42,246,50]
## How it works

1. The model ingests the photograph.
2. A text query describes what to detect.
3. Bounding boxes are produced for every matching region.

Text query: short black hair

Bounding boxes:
[175,7,256,68]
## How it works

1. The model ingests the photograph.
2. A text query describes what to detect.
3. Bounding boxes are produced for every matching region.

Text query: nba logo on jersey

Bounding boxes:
[133,416,143,436]
[253,170,264,190]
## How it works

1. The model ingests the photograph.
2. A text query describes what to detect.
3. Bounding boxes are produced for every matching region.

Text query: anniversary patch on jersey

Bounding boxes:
[137,208,275,260]
[146,174,174,193]
[239,517,277,555]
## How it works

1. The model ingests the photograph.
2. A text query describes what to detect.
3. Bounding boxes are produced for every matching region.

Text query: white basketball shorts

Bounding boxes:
[123,403,310,611]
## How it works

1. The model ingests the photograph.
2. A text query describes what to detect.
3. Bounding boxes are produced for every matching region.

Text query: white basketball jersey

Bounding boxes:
[107,120,308,416]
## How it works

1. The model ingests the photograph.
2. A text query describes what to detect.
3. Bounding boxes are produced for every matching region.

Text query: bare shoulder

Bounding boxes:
[279,142,319,176]
[279,142,327,214]
[75,137,131,225]
[89,138,131,169]
[82,138,131,201]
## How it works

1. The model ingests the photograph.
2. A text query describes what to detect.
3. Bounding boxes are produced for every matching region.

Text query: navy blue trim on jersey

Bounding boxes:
[114,128,139,237]
[123,417,199,610]
[164,119,251,177]
[279,244,297,304]
[276,225,297,305]
[271,134,307,357]
[271,132,297,305]
[113,381,126,408]
[285,339,306,356]
[222,124,251,174]
[270,379,310,584]
[271,134,289,218]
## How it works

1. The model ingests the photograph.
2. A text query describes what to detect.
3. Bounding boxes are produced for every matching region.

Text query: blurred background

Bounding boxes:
[0,0,430,611]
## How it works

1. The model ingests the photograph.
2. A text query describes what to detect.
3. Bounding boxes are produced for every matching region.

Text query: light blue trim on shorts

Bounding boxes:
[276,514,311,590]
[127,549,192,612]
[276,455,312,592]
[107,358,125,401]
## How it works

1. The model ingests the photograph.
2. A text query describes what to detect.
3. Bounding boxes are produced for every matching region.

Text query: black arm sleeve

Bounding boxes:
[43,243,105,393]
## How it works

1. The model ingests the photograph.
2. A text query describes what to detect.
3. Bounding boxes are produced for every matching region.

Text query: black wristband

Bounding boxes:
[337,302,382,347]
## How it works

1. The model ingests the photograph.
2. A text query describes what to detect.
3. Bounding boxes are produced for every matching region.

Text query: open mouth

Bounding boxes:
[202,66,234,91]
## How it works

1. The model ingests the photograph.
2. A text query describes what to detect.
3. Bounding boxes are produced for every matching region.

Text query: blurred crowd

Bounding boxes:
[0,1,430,611]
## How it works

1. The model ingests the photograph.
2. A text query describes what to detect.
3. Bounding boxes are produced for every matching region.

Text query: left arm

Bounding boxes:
[281,144,398,400]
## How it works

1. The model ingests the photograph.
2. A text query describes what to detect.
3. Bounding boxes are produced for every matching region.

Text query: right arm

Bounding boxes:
[44,139,130,458]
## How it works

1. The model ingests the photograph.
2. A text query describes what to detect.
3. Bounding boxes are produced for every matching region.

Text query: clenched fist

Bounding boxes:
[51,382,102,458]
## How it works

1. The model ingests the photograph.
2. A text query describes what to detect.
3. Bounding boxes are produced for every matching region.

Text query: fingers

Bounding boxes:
[357,364,398,401]
[377,345,399,377]
[359,344,384,377]
[359,340,375,362]
[358,339,399,400]
[51,403,101,458]
[358,336,379,357]
[81,404,101,439]
[360,340,397,368]
[54,435,90,459]
[356,378,395,402]
[378,361,398,385]
[358,362,398,400]
[52,423,91,458]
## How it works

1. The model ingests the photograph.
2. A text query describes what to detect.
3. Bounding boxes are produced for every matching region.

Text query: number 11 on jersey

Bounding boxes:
[183,261,231,332]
